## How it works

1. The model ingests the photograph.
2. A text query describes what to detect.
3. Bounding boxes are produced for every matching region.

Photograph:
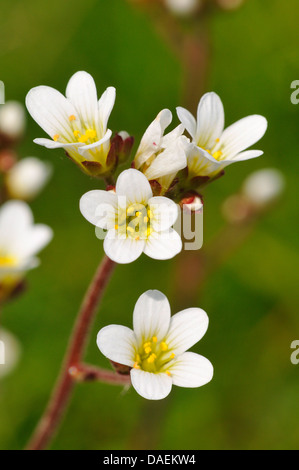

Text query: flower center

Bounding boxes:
[0,252,17,267]
[202,147,223,161]
[133,336,175,375]
[115,203,153,240]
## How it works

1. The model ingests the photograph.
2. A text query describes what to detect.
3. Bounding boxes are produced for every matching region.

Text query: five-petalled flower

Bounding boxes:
[26,71,116,177]
[80,169,182,263]
[177,92,268,179]
[0,200,53,300]
[97,289,213,400]
[134,109,190,194]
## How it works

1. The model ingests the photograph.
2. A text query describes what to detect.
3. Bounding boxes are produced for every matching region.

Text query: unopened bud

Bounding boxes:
[165,0,200,16]
[180,193,203,212]
[0,101,26,142]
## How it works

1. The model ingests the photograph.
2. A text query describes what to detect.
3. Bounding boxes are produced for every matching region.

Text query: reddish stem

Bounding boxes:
[26,255,116,450]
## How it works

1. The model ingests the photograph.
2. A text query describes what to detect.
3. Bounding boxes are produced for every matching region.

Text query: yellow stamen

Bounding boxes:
[78,134,88,143]
[144,216,149,223]
[160,342,168,351]
[133,362,140,369]
[135,211,141,217]
[166,370,171,377]
[0,255,17,267]
[85,129,97,139]
[213,150,222,160]
[73,130,80,138]
[114,224,118,230]
[152,336,157,343]
[147,227,152,237]
[69,115,76,121]
[170,353,175,359]
[53,134,60,141]
[147,209,153,218]
[215,138,220,142]
[147,353,157,363]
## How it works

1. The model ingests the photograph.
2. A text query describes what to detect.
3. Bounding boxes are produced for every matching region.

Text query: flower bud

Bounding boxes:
[179,192,203,212]
[0,328,21,378]
[242,168,285,207]
[165,0,200,16]
[0,101,26,143]
[5,157,52,201]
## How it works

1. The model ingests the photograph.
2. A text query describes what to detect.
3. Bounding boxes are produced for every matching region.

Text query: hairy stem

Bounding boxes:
[26,255,116,450]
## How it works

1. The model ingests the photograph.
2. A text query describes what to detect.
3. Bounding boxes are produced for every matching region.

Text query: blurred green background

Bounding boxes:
[0,0,298,450]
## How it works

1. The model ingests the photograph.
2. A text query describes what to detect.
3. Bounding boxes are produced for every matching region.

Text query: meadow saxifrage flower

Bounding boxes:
[97,289,213,400]
[80,168,182,264]
[177,92,268,179]
[134,109,190,194]
[0,200,53,300]
[26,71,117,177]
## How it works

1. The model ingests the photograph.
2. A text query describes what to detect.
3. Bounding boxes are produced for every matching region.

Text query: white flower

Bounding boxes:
[97,290,213,400]
[134,109,189,193]
[0,101,26,140]
[177,92,268,178]
[165,0,200,16]
[0,200,53,286]
[25,71,116,176]
[242,168,285,206]
[0,328,21,379]
[80,168,182,264]
[5,157,52,200]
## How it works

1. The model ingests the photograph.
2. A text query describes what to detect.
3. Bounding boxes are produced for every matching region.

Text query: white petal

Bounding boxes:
[13,224,53,259]
[134,109,172,169]
[130,369,172,400]
[169,352,213,388]
[133,290,171,345]
[195,92,224,148]
[26,86,77,142]
[148,196,178,231]
[176,107,197,139]
[166,307,209,355]
[98,87,116,135]
[0,200,33,250]
[219,115,267,159]
[115,169,152,206]
[144,228,182,260]
[97,325,136,367]
[33,138,81,150]
[80,190,118,228]
[160,123,185,148]
[104,229,145,264]
[144,137,187,180]
[227,149,263,162]
[66,71,98,131]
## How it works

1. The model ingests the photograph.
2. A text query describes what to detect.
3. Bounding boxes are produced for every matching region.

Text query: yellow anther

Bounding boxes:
[114,224,118,230]
[144,216,149,223]
[85,129,97,139]
[147,227,152,237]
[135,211,141,217]
[53,134,60,141]
[170,353,175,359]
[73,130,80,138]
[69,115,76,121]
[160,342,168,351]
[133,362,140,369]
[135,236,140,241]
[152,336,157,343]
[147,353,157,363]
[213,150,222,160]
[215,138,220,142]
[147,209,153,218]
[166,370,171,377]
[78,134,88,143]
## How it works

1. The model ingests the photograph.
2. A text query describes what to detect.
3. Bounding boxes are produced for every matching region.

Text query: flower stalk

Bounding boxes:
[26,255,116,450]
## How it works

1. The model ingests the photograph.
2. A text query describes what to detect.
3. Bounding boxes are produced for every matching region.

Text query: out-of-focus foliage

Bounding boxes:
[0,0,298,450]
